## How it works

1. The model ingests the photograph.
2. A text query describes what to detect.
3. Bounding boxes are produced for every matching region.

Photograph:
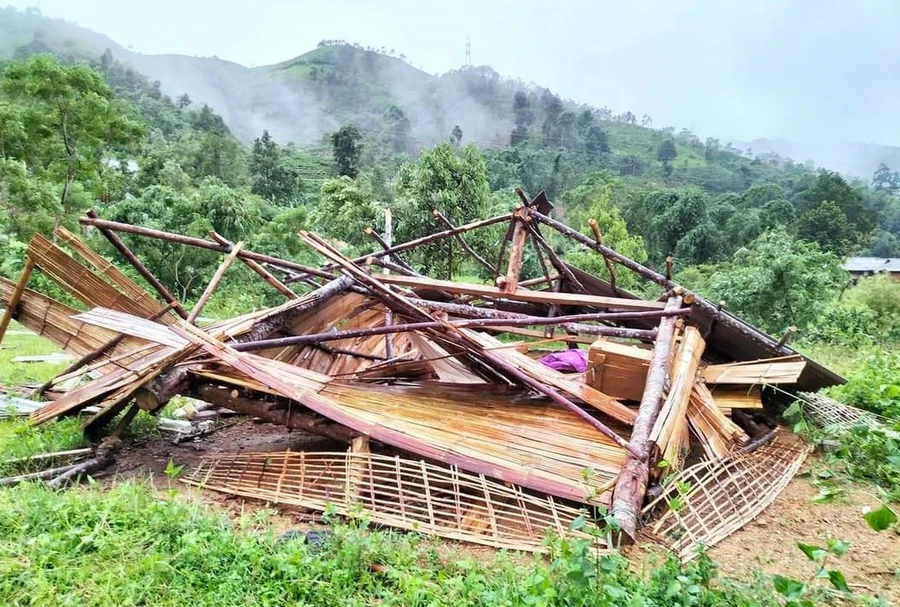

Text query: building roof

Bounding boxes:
[844,257,900,273]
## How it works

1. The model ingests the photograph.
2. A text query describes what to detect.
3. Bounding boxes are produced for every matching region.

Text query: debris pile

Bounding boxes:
[0,190,842,553]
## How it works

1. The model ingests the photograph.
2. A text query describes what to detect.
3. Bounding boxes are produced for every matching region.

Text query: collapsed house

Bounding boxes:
[0,191,843,554]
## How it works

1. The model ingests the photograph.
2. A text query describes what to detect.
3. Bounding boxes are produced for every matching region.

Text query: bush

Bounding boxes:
[827,350,900,419]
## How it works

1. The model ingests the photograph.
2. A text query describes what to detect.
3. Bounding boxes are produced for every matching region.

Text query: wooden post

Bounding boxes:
[187,242,244,323]
[611,295,683,541]
[348,435,371,504]
[85,210,190,320]
[382,208,394,360]
[210,232,298,300]
[501,207,530,293]
[0,256,36,344]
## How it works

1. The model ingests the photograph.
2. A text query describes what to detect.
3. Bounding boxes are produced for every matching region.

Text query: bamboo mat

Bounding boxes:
[183,450,608,553]
[190,365,626,504]
[642,432,811,560]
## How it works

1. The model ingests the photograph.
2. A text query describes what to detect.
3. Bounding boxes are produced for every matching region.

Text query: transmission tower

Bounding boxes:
[464,36,472,67]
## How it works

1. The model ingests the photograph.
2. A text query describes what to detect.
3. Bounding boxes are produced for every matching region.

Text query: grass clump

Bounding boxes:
[0,417,86,476]
[0,480,786,607]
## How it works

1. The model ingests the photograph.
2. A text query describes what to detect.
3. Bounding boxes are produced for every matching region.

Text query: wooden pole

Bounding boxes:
[501,207,529,293]
[232,316,660,352]
[610,295,683,541]
[85,210,191,320]
[81,214,336,280]
[531,209,804,358]
[526,224,587,293]
[210,232,298,300]
[187,242,244,323]
[0,256,35,344]
[382,208,395,360]
[365,226,417,275]
[433,210,499,277]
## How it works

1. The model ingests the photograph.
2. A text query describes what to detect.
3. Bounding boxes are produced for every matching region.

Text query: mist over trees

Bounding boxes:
[2,35,900,332]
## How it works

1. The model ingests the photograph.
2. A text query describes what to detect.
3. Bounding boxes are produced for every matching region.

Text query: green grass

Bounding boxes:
[0,321,69,388]
[0,480,787,607]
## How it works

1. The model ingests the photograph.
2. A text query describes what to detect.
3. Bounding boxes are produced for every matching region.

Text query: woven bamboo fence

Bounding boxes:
[183,450,607,553]
[642,432,811,560]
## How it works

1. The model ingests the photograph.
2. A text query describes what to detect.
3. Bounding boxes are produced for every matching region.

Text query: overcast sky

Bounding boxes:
[7,0,900,145]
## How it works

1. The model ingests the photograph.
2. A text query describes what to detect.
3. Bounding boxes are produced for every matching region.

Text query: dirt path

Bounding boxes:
[708,465,899,604]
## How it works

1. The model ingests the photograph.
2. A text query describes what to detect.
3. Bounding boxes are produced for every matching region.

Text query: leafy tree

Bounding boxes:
[450,125,463,146]
[657,140,677,178]
[313,176,383,252]
[707,228,846,334]
[396,142,490,277]
[796,200,856,255]
[795,170,876,249]
[176,93,191,110]
[250,130,299,204]
[513,91,533,128]
[510,125,528,147]
[584,126,610,158]
[330,124,363,178]
[871,163,900,194]
[1,55,143,216]
[385,106,411,153]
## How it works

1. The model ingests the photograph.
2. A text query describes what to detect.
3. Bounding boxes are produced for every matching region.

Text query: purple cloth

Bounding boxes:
[538,349,588,374]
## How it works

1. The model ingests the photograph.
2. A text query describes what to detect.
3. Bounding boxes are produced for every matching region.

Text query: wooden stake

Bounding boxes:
[588,219,617,294]
[0,256,35,344]
[187,242,244,323]
[611,295,683,541]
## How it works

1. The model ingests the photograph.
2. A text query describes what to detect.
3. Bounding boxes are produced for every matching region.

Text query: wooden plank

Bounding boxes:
[187,242,244,323]
[501,208,529,293]
[376,274,666,311]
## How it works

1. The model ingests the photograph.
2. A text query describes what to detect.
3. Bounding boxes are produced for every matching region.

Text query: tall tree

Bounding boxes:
[871,163,900,194]
[450,125,463,146]
[330,124,363,178]
[584,126,610,158]
[1,55,143,216]
[396,142,490,277]
[657,140,677,179]
[250,130,298,204]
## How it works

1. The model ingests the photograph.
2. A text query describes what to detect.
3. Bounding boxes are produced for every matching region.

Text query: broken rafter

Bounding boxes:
[85,210,190,320]
[210,232,298,300]
[231,316,659,352]
[0,255,36,343]
[187,241,244,323]
[501,207,530,293]
[376,274,665,311]
[80,214,336,280]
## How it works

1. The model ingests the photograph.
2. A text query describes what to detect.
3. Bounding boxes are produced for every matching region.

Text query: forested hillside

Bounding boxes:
[1,6,900,349]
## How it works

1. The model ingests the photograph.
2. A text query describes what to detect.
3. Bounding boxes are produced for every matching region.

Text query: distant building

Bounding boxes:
[844,257,900,281]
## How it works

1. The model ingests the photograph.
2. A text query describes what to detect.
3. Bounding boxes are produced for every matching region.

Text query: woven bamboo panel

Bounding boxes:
[183,450,607,553]
[702,356,805,385]
[643,432,811,560]
[796,392,885,430]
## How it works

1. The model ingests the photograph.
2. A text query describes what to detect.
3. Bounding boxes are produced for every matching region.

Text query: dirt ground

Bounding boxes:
[111,420,899,603]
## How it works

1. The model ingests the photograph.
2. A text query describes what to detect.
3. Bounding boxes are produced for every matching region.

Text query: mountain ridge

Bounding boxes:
[2,6,900,179]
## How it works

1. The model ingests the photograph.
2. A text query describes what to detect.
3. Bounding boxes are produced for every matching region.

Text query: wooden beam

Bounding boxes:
[81,214,336,280]
[85,210,190,319]
[611,295,683,541]
[375,274,666,311]
[0,256,35,344]
[210,232,298,300]
[187,242,244,323]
